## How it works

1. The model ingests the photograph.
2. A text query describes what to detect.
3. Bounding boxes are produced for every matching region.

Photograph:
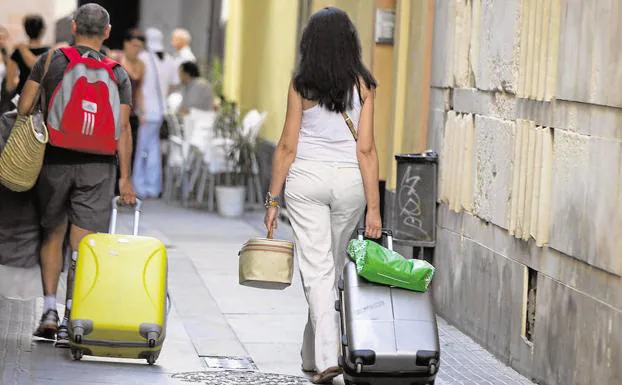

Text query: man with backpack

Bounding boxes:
[17,3,136,346]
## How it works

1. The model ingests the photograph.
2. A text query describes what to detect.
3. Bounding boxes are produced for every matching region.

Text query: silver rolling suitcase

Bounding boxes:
[336,229,440,385]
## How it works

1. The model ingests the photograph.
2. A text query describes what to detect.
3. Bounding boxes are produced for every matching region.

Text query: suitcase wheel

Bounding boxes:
[73,326,84,344]
[71,348,83,361]
[148,338,156,348]
[147,354,157,365]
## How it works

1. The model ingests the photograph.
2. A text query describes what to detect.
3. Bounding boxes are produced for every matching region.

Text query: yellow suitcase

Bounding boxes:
[68,198,168,365]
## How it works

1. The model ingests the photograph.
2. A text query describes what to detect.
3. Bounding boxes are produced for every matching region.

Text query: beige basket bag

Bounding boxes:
[0,114,48,191]
[0,50,53,192]
[239,229,295,290]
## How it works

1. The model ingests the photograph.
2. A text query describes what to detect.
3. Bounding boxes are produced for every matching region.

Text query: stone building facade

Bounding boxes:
[427,1,622,384]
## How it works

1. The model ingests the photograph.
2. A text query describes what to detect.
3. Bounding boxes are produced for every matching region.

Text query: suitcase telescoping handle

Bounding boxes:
[357,228,393,250]
[109,197,143,236]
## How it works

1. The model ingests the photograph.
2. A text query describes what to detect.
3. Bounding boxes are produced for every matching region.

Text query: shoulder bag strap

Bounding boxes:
[341,82,364,142]
[28,48,55,116]
[341,111,358,141]
[147,52,166,116]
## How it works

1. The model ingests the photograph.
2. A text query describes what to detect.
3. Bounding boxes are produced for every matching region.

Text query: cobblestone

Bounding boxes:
[0,298,35,385]
[435,318,534,385]
[172,370,310,385]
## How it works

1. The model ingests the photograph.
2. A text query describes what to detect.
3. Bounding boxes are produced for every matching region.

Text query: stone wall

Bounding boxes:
[427,1,622,384]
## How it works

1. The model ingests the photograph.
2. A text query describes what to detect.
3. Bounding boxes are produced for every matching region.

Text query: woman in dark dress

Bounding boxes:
[115,29,146,194]
[6,15,49,96]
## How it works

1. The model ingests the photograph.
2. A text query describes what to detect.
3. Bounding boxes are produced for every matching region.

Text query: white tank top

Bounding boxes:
[296,88,362,164]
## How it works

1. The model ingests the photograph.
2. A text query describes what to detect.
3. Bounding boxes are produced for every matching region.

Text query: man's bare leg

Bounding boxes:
[34,219,68,340]
[55,224,94,348]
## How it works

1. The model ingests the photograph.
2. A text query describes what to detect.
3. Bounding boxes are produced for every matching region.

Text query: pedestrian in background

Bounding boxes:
[121,29,145,168]
[134,27,179,199]
[0,25,11,112]
[264,7,381,384]
[114,29,146,196]
[6,15,49,96]
[0,26,9,90]
[177,61,213,116]
[171,28,195,66]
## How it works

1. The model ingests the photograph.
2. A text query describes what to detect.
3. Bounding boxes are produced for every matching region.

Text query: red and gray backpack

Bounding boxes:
[47,46,121,155]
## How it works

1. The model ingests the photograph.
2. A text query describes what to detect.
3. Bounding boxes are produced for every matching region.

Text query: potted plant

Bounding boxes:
[212,98,255,218]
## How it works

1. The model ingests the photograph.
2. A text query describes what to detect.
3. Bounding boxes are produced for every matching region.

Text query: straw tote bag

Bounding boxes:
[0,51,53,192]
[238,228,295,290]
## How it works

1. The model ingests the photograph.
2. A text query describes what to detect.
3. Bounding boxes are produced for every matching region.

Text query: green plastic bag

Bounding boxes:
[346,239,435,292]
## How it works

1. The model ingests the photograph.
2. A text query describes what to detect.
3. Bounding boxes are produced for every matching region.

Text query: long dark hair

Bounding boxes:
[293,7,376,113]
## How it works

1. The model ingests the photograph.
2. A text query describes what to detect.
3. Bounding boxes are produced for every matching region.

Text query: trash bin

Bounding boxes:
[393,151,438,247]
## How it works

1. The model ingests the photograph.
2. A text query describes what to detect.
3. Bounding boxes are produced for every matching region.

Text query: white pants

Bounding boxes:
[285,159,366,372]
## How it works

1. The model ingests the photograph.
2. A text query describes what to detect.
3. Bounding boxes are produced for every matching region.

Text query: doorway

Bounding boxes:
[78,0,141,49]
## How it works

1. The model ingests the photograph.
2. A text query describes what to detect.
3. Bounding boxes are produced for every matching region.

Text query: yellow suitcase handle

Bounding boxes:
[110,196,143,235]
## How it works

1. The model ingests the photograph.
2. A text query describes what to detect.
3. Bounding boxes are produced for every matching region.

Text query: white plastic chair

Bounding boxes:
[192,107,267,211]
[162,114,185,202]
[167,92,183,114]
[179,109,217,205]
[248,111,267,141]
[240,109,261,137]
[195,136,237,211]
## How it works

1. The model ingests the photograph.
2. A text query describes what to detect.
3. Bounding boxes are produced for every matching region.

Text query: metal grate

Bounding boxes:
[201,356,257,370]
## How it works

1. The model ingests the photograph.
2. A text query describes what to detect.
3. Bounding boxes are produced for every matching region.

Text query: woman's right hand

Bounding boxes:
[264,207,279,237]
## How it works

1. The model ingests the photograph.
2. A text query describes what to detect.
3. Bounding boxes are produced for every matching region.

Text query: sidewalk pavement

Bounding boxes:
[1,200,535,385]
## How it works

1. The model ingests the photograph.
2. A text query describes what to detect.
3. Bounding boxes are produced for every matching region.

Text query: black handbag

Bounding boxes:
[159,117,169,140]
[147,51,170,140]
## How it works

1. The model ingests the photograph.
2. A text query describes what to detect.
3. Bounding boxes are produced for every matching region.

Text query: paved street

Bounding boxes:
[0,201,535,384]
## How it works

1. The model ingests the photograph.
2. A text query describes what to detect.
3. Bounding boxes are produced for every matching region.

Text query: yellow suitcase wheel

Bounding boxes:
[147,354,156,365]
[71,349,83,361]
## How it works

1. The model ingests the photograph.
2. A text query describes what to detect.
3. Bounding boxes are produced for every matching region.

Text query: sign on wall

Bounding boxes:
[375,8,395,45]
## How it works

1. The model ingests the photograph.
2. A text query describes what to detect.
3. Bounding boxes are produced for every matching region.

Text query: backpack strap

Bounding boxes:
[100,56,120,81]
[59,46,119,81]
[59,46,81,62]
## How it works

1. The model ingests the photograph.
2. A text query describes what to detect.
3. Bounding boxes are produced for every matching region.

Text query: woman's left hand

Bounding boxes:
[365,209,382,239]
[264,207,279,237]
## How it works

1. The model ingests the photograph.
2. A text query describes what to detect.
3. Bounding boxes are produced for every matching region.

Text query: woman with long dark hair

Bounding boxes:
[265,7,382,384]
[6,15,49,96]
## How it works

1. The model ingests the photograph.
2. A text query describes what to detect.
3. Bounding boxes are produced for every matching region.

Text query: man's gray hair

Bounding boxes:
[74,3,110,38]
[173,28,191,43]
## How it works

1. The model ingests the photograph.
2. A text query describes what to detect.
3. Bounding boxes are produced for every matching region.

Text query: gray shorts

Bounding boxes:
[36,162,116,232]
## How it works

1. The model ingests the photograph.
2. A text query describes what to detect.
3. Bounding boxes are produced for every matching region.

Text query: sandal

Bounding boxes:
[311,366,343,384]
